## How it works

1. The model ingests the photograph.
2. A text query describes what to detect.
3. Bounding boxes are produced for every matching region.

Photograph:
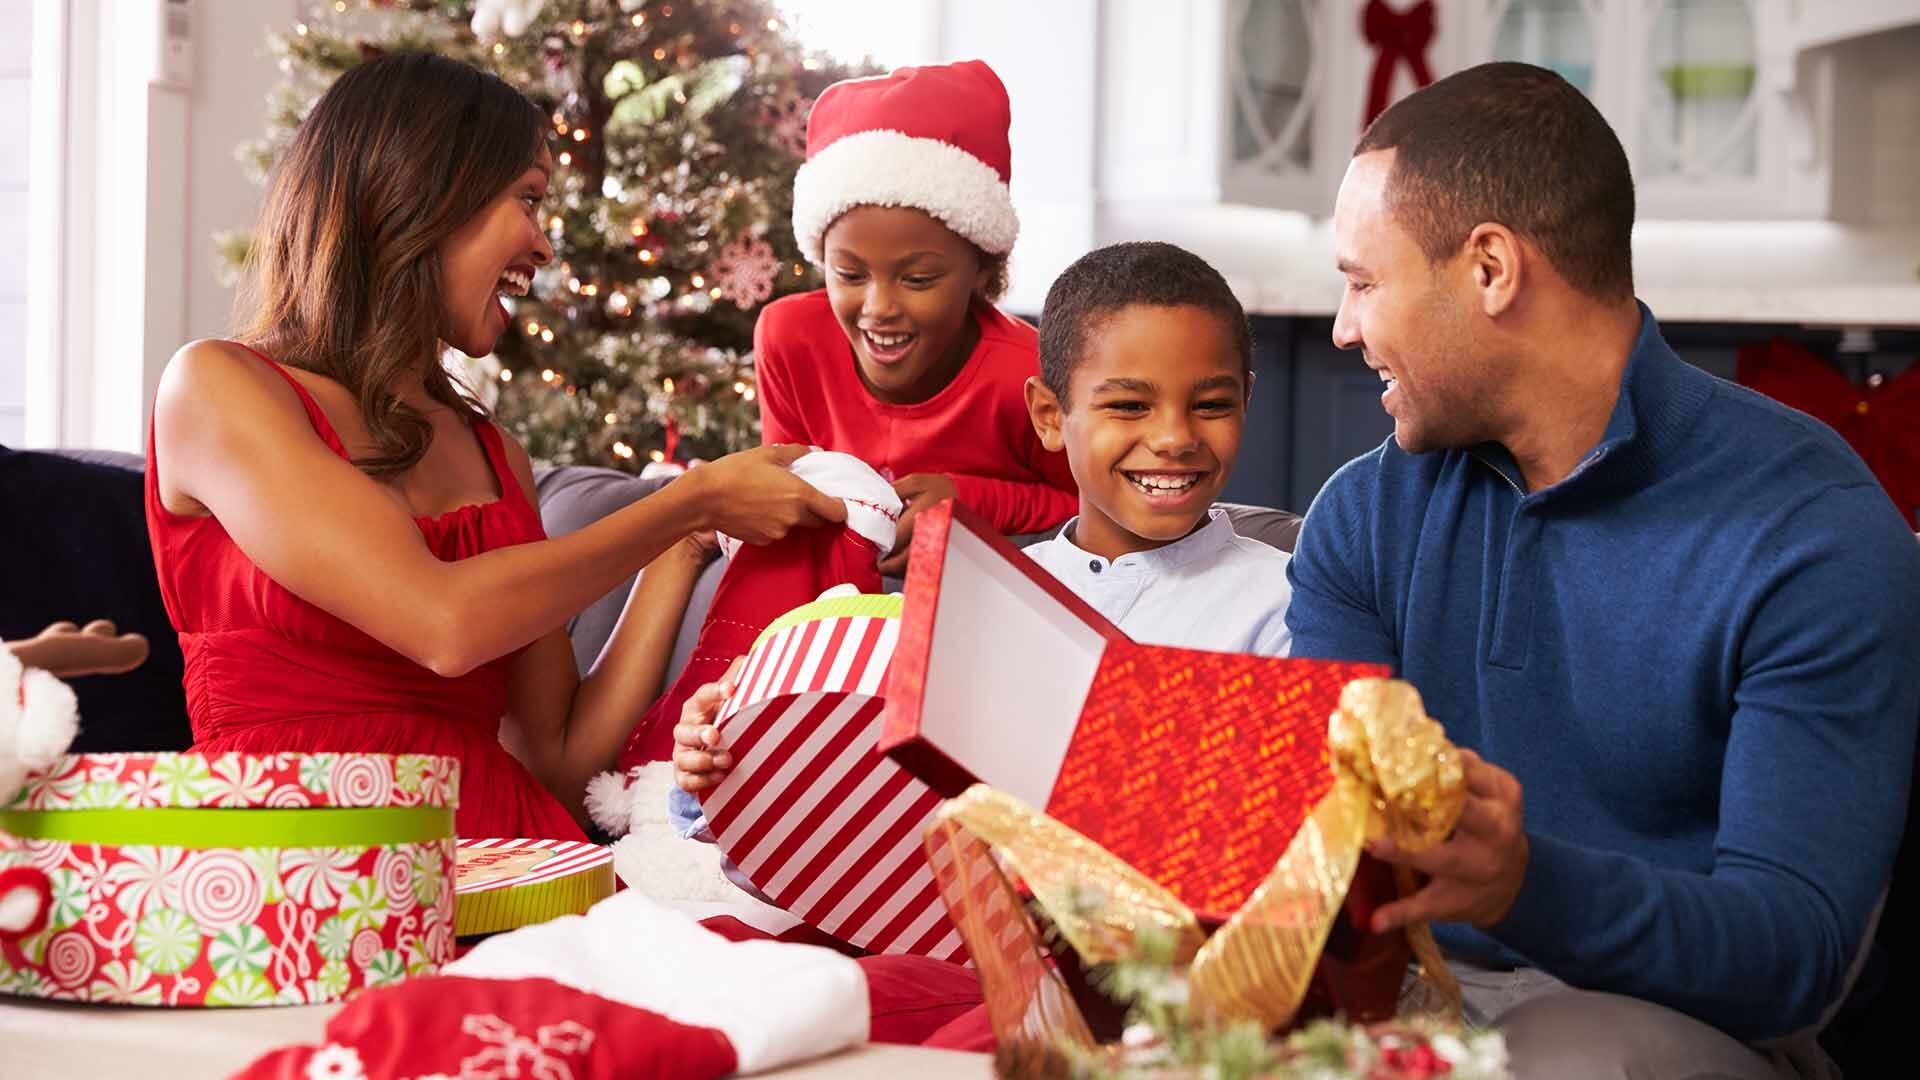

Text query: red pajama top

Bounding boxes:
[752,290,1077,535]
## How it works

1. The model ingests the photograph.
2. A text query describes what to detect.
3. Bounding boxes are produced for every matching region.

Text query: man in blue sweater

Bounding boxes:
[1288,62,1920,1077]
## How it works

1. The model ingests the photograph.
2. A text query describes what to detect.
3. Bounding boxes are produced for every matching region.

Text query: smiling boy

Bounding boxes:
[1022,241,1292,656]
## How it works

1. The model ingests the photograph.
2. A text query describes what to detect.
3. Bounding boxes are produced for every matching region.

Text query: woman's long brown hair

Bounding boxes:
[234,52,547,477]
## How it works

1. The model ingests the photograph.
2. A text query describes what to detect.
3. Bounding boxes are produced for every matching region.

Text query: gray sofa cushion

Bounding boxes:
[533,464,1302,684]
[533,466,676,676]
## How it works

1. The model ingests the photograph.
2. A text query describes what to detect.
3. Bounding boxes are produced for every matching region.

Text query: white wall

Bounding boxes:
[935,0,1100,316]
[22,0,286,450]
[0,0,30,446]
[185,0,289,342]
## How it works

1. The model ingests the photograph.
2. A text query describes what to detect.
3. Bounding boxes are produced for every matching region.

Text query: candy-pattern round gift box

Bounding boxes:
[0,751,458,1007]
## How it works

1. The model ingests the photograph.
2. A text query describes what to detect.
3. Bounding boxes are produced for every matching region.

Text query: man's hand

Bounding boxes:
[1365,748,1530,933]
[6,620,150,679]
[672,657,745,792]
[878,473,959,576]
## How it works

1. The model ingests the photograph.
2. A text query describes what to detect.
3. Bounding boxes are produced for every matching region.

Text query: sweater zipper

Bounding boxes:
[1470,448,1613,501]
[1470,450,1526,497]
[1562,448,1611,488]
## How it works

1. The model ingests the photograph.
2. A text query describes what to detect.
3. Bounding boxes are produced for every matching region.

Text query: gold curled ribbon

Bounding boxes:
[1188,677,1464,1027]
[928,785,1203,969]
[923,677,1467,1048]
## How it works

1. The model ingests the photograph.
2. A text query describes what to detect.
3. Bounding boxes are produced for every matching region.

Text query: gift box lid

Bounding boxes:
[454,838,614,937]
[878,501,1126,806]
[878,500,1389,920]
[5,752,459,812]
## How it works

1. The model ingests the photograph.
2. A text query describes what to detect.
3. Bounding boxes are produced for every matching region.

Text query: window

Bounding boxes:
[0,0,30,445]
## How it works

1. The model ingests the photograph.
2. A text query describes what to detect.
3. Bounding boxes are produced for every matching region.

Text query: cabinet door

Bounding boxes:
[1487,0,1601,95]
[1221,0,1329,209]
[1624,0,1831,218]
[1637,0,1760,182]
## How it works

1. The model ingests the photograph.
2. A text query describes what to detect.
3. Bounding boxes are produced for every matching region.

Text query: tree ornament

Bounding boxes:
[710,234,779,309]
[759,93,811,156]
[471,0,547,41]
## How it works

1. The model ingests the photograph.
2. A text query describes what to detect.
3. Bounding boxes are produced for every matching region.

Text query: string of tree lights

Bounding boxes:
[218,0,871,471]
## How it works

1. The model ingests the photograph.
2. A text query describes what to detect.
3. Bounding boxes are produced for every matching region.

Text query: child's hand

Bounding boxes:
[880,473,958,576]
[672,657,745,792]
[5,620,149,679]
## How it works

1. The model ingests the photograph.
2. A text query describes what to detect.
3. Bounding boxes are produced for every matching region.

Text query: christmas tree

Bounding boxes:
[218,0,870,471]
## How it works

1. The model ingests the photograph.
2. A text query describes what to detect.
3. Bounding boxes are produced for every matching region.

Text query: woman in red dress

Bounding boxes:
[145,53,842,841]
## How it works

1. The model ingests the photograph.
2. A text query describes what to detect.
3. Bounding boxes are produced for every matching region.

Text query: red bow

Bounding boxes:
[1363,0,1436,129]
[662,414,681,464]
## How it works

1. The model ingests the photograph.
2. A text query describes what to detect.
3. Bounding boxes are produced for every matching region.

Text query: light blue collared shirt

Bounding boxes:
[1022,508,1293,657]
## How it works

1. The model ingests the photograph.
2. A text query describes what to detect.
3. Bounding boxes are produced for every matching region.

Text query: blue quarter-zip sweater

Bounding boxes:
[1286,307,1920,1041]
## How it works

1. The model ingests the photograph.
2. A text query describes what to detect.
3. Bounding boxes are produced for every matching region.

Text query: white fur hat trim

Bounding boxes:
[792,129,1019,264]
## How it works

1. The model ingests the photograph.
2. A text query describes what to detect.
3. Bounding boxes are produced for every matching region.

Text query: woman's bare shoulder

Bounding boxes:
[154,339,325,450]
[162,338,280,397]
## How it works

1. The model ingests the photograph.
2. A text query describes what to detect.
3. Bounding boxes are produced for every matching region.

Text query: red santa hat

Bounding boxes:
[791,59,1020,265]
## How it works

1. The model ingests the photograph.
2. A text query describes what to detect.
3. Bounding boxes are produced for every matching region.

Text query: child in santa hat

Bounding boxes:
[755,59,1076,576]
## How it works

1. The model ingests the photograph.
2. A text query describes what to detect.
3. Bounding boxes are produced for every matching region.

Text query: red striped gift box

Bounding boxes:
[697,595,968,963]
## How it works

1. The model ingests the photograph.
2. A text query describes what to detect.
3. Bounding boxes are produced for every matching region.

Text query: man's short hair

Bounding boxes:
[1355,61,1635,302]
[1038,241,1253,403]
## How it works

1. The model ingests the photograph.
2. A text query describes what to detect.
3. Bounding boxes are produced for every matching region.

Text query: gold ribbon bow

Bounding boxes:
[922,677,1465,1049]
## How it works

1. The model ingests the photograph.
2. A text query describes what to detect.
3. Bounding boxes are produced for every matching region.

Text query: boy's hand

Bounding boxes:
[1362,748,1530,932]
[879,473,958,576]
[672,657,745,792]
[6,620,150,679]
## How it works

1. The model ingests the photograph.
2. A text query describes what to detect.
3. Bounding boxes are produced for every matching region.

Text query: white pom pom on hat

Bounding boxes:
[791,59,1020,265]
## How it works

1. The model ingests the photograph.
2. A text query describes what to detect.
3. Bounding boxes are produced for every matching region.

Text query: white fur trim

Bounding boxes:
[585,769,644,837]
[448,889,870,1071]
[0,654,79,807]
[609,831,737,905]
[0,644,22,725]
[17,669,79,771]
[788,450,902,554]
[0,884,43,934]
[716,450,903,560]
[792,129,1019,263]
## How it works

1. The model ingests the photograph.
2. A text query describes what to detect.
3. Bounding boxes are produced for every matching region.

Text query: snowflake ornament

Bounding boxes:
[710,235,779,310]
[759,94,812,156]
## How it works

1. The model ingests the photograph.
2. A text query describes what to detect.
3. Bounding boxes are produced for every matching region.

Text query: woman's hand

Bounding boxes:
[686,445,846,545]
[878,473,958,576]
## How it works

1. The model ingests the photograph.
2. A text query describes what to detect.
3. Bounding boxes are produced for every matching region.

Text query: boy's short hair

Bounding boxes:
[1038,242,1252,404]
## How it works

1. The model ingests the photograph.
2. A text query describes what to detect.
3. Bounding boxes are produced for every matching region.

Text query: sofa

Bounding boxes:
[2,445,1302,753]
